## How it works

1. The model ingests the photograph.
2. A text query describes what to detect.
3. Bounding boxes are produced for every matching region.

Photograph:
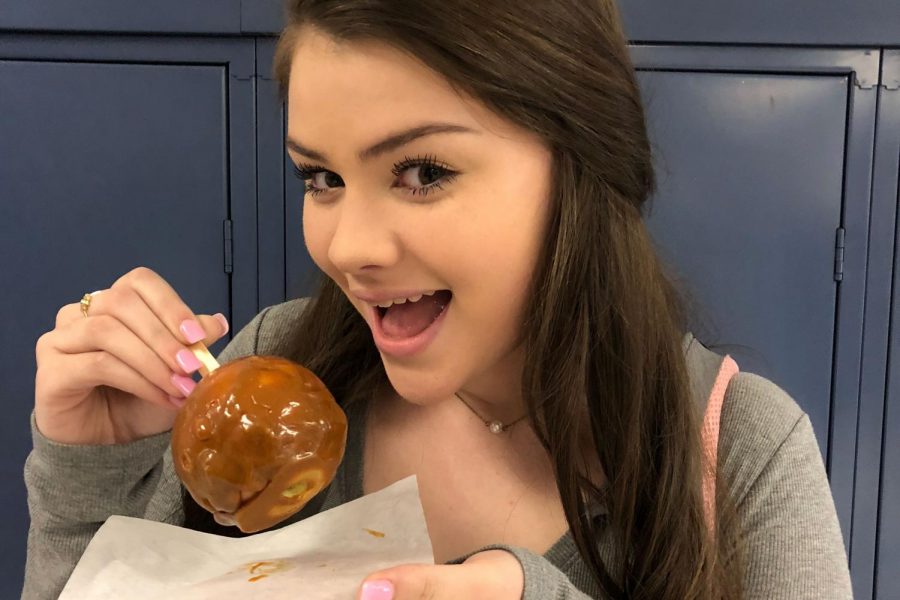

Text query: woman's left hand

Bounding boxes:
[356,549,524,600]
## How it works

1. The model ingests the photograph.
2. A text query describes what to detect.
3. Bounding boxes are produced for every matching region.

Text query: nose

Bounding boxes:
[326,194,400,274]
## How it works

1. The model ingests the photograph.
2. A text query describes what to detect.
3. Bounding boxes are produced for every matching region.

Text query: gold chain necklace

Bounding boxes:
[454,392,529,434]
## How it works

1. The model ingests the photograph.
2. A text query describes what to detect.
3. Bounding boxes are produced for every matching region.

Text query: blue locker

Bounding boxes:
[238,0,900,46]
[619,0,900,46]
[876,49,900,600]
[0,0,243,34]
[0,33,257,596]
[631,46,882,598]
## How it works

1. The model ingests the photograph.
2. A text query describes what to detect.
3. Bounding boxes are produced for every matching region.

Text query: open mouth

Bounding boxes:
[375,289,452,339]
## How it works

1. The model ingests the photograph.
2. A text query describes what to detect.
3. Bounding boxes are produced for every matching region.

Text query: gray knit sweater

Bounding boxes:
[22,298,853,599]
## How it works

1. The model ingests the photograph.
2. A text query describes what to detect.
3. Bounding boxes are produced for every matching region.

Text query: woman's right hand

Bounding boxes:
[34,267,230,445]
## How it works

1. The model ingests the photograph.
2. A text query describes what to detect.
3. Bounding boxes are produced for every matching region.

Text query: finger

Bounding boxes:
[358,564,461,600]
[57,296,228,349]
[49,314,197,401]
[359,551,523,600]
[55,289,107,329]
[37,349,178,411]
[71,285,222,380]
[113,266,222,346]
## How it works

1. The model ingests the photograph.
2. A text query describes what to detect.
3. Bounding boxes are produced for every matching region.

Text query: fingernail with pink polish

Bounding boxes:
[171,373,196,397]
[213,313,229,335]
[360,580,394,600]
[176,349,202,374]
[180,319,206,344]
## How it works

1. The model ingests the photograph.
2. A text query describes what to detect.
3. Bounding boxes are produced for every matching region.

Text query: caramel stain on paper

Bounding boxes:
[244,559,291,583]
[364,528,386,538]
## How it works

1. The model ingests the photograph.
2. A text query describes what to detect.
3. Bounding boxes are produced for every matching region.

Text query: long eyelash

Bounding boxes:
[292,162,329,196]
[292,155,458,198]
[292,162,326,180]
[391,154,444,177]
[392,154,458,197]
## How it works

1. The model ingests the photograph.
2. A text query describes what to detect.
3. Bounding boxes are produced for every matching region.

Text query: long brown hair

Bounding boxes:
[272,1,745,597]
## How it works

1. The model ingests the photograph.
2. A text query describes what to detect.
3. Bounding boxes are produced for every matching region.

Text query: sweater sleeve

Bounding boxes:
[20,307,271,600]
[736,412,853,599]
[444,543,593,599]
[492,546,594,599]
[715,371,853,599]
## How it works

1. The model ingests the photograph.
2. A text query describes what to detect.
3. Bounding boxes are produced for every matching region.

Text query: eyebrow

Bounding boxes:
[285,122,479,163]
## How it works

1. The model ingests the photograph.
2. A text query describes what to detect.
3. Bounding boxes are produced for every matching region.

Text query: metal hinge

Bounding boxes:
[223,219,233,274]
[834,227,845,282]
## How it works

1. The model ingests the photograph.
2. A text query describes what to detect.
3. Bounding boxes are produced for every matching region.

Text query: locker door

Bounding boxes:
[0,33,256,596]
[632,46,879,595]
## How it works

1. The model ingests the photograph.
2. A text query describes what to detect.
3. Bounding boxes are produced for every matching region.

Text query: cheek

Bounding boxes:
[450,183,549,289]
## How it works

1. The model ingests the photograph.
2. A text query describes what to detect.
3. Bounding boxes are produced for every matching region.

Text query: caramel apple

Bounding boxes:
[171,355,347,533]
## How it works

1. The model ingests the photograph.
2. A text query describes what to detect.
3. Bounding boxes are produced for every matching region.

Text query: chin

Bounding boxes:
[380,366,455,407]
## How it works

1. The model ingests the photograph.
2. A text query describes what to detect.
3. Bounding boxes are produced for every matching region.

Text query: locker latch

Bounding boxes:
[834,227,845,282]
[223,219,233,274]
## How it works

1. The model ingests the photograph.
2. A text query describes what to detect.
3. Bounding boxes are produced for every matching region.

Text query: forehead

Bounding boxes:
[285,28,507,145]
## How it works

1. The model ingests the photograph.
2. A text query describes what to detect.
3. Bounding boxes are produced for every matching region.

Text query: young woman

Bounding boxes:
[24,1,853,599]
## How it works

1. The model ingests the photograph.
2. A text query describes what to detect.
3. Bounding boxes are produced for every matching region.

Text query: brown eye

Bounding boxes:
[420,164,445,185]
[310,171,344,190]
[398,164,447,187]
[292,163,344,196]
[392,156,458,197]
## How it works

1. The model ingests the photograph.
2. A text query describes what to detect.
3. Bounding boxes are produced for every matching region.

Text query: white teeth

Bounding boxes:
[374,290,438,309]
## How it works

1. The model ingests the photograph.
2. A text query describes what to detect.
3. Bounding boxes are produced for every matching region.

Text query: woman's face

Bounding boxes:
[286,29,553,409]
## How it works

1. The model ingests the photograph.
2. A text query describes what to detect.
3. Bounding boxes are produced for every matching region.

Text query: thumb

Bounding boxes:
[358,564,469,600]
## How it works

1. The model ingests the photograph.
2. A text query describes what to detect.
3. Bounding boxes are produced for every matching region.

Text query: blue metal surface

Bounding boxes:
[238,0,900,46]
[226,47,260,329]
[631,46,879,595]
[241,0,283,35]
[640,69,845,448]
[0,31,258,330]
[0,32,255,78]
[256,37,288,309]
[0,33,255,596]
[0,0,242,34]
[620,0,900,46]
[876,49,900,600]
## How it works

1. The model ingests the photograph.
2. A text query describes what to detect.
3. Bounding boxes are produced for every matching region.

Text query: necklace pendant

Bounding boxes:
[488,421,504,434]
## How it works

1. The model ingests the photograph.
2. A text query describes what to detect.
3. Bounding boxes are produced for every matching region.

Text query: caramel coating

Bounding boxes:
[171,356,347,533]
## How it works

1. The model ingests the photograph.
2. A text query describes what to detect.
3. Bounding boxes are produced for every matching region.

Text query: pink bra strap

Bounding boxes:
[701,355,739,534]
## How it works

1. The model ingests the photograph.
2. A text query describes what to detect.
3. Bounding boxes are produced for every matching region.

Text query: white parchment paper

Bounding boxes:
[59,476,433,599]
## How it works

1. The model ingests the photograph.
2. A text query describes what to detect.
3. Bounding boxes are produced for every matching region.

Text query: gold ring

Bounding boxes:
[80,293,93,318]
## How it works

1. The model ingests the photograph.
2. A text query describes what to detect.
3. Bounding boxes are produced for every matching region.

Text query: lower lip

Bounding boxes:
[369,297,450,358]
